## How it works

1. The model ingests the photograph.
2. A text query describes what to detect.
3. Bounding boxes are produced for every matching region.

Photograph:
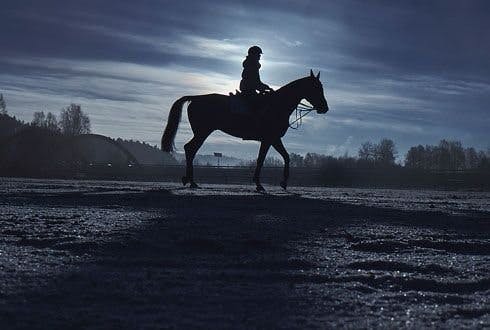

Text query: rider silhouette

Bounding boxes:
[239,46,273,96]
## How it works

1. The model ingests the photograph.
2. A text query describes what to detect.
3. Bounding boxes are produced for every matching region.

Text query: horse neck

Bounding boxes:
[275,78,308,114]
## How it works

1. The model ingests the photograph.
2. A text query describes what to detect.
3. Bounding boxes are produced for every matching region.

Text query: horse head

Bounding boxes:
[305,69,329,114]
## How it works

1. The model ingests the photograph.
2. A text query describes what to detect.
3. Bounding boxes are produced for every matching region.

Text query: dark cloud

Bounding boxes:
[1,0,489,158]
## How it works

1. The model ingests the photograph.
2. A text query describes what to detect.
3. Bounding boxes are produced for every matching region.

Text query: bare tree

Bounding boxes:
[405,140,483,170]
[437,139,451,169]
[478,150,489,169]
[375,138,397,166]
[0,94,6,115]
[32,111,46,127]
[436,140,466,170]
[405,145,425,169]
[290,153,304,167]
[263,156,283,167]
[465,147,479,169]
[59,104,91,136]
[31,111,59,132]
[358,141,375,161]
[448,140,465,170]
[45,112,59,132]
[304,152,324,167]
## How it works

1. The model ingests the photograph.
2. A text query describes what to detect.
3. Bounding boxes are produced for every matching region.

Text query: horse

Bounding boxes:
[161,69,329,192]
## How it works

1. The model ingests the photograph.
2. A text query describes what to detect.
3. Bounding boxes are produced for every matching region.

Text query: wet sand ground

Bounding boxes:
[0,178,489,329]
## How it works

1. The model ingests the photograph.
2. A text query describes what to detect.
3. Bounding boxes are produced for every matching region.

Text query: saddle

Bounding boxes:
[228,90,271,116]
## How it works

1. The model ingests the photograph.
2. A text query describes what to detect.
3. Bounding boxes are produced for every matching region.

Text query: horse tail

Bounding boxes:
[161,96,193,152]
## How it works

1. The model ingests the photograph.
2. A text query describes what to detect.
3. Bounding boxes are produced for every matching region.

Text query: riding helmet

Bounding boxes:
[248,45,263,56]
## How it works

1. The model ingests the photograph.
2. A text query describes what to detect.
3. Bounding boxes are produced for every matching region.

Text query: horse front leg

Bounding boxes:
[253,141,271,192]
[272,139,290,190]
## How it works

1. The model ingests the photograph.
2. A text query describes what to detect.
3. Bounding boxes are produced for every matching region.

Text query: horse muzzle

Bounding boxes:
[316,106,329,114]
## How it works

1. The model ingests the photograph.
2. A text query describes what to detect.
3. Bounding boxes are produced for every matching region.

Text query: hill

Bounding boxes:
[116,139,178,165]
[0,114,178,171]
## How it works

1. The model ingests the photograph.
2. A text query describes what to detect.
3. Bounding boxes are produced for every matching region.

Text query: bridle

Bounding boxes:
[289,101,314,129]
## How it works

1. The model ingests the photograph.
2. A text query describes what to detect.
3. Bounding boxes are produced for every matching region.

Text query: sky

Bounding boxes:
[1,0,489,161]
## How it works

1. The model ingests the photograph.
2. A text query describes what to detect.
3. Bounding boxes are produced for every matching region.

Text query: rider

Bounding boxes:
[239,46,273,96]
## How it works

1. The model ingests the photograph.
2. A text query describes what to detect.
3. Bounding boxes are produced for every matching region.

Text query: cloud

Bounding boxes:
[1,0,489,158]
[1,56,238,93]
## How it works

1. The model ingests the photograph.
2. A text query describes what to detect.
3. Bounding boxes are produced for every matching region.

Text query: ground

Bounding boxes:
[0,178,489,329]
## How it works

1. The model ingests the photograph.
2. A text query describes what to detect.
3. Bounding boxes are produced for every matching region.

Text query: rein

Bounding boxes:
[289,102,314,129]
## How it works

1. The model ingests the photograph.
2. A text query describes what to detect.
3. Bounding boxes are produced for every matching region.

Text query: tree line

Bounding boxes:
[1,93,488,171]
[1,95,90,139]
[405,140,488,170]
[244,138,398,168]
[31,103,91,136]
[243,138,489,171]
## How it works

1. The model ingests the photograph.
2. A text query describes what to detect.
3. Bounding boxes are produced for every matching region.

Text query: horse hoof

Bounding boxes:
[182,176,189,186]
[280,181,287,190]
[256,185,265,192]
[190,182,199,189]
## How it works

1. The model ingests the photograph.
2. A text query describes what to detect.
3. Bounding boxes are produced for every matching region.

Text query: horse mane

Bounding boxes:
[276,76,311,94]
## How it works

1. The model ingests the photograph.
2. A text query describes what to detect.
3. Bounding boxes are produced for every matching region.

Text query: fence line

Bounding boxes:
[1,163,489,190]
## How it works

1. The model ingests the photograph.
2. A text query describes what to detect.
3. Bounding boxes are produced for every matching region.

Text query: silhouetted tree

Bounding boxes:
[405,145,425,169]
[404,140,489,170]
[31,111,46,127]
[290,153,304,167]
[375,138,397,166]
[338,153,358,168]
[45,112,59,132]
[263,156,283,167]
[478,151,489,169]
[436,140,449,169]
[464,147,478,169]
[358,139,397,167]
[358,142,375,162]
[304,152,324,167]
[449,141,465,170]
[0,94,7,115]
[59,104,91,136]
[31,111,60,132]
[436,140,465,170]
[240,156,283,167]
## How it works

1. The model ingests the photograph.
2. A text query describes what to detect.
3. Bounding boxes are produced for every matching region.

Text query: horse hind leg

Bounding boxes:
[183,134,208,188]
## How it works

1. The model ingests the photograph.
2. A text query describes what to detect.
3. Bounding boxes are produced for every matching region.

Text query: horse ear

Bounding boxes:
[310,69,314,77]
[316,71,321,79]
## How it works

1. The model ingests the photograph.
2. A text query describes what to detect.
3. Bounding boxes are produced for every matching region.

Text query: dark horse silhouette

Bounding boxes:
[161,70,329,191]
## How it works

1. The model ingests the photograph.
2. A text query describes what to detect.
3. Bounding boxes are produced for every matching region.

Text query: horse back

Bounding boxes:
[186,93,288,141]
[190,93,228,104]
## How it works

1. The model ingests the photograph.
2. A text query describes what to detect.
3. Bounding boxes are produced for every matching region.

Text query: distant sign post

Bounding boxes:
[214,152,222,167]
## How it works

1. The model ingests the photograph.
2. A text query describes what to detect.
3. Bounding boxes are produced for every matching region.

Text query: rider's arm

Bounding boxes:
[258,82,273,92]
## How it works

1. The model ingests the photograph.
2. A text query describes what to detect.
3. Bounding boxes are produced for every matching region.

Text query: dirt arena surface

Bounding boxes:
[0,178,489,329]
